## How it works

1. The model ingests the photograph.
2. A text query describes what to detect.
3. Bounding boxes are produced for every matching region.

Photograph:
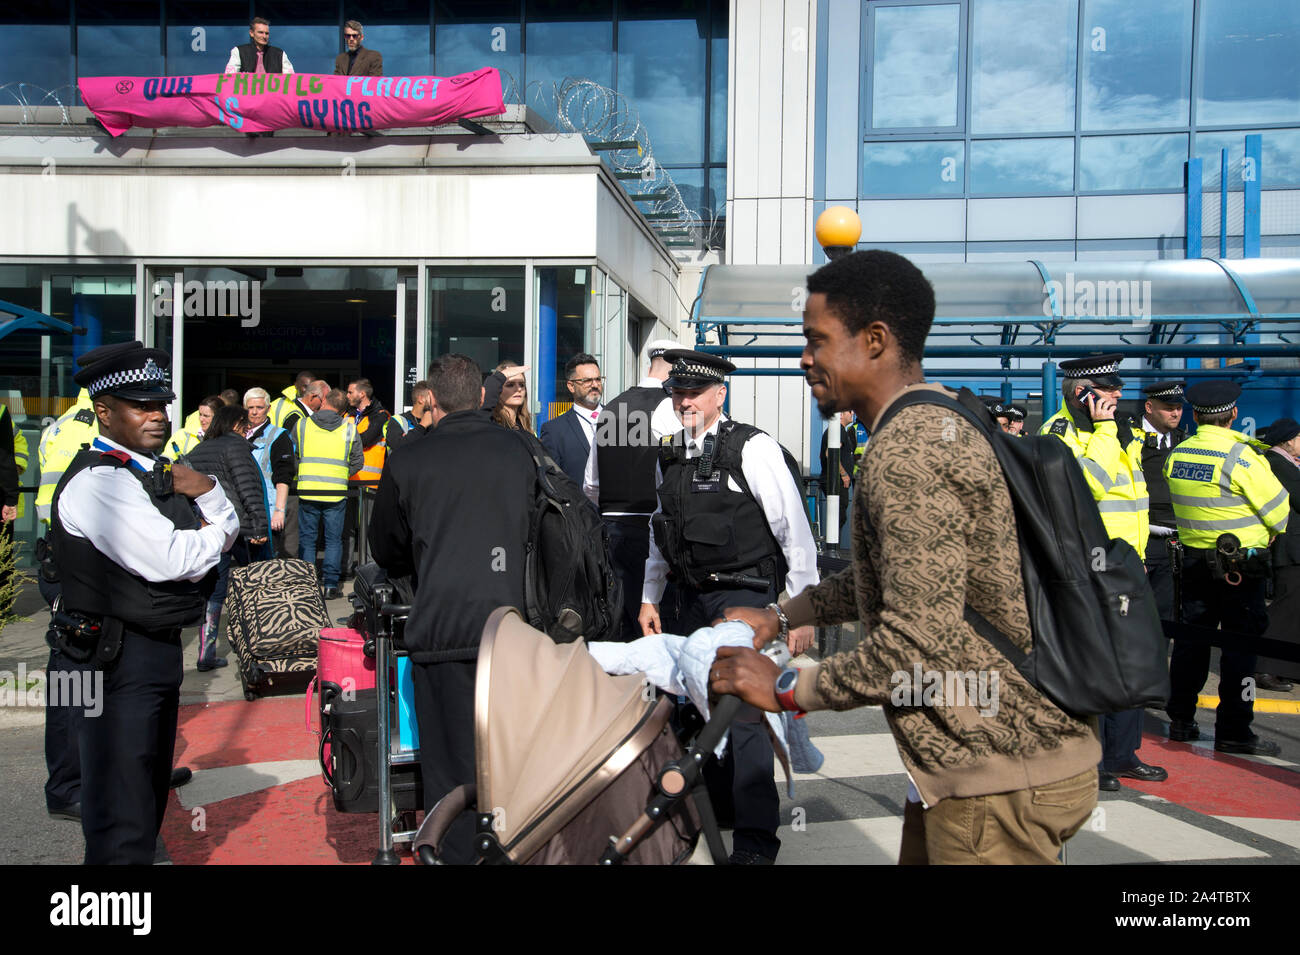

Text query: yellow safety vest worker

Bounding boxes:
[295,416,357,503]
[1164,425,1289,550]
[165,429,202,461]
[182,408,201,433]
[349,409,387,484]
[1040,405,1150,553]
[269,385,299,429]
[36,390,97,524]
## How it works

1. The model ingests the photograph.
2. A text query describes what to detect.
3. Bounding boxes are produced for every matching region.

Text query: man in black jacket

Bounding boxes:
[369,354,535,864]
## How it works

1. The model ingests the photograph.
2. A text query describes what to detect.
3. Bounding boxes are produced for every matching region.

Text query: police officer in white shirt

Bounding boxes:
[50,341,238,864]
[638,349,817,864]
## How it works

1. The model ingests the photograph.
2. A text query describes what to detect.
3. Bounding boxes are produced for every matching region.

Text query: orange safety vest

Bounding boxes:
[349,409,387,484]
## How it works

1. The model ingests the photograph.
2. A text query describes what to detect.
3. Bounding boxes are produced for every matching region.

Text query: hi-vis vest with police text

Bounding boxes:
[1040,405,1149,553]
[36,391,97,523]
[295,417,357,502]
[1163,424,1289,550]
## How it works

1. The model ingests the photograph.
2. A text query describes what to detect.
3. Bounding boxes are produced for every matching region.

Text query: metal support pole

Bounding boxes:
[1042,361,1059,420]
[537,268,558,426]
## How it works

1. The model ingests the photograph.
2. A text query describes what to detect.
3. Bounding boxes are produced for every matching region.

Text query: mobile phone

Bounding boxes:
[1077,386,1099,404]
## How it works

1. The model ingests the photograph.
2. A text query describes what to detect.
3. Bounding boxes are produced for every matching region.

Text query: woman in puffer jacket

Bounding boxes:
[182,403,269,670]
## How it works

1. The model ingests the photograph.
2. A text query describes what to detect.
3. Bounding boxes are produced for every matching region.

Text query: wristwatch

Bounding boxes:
[775,666,805,717]
[766,602,790,643]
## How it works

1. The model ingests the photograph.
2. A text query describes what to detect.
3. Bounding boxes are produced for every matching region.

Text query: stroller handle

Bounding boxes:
[690,694,745,758]
[380,603,411,617]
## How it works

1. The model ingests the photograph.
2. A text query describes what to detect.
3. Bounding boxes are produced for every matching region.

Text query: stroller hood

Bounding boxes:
[475,607,656,860]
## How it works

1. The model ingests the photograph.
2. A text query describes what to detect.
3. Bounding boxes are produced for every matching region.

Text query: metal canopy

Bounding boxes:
[0,299,81,341]
[692,257,1300,370]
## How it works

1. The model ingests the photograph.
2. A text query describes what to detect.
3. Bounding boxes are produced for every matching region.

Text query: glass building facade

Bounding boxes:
[857,0,1300,198]
[0,0,728,227]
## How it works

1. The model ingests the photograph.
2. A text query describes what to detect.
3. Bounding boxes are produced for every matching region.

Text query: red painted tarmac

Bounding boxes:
[157,698,1300,865]
[1115,736,1300,820]
[162,697,416,865]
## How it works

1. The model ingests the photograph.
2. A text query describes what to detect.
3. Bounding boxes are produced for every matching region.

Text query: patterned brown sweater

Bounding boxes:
[785,384,1099,805]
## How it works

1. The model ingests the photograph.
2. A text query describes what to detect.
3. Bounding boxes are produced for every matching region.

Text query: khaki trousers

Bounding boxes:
[899,768,1097,865]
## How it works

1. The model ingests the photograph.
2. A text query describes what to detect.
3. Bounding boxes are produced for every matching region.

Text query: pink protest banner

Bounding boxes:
[77,68,504,137]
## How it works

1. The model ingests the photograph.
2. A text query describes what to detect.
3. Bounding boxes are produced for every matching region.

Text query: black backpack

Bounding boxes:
[875,388,1169,718]
[512,430,623,645]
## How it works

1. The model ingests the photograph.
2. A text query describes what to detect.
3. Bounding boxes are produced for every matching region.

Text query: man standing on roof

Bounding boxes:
[225,17,294,74]
[1039,354,1166,794]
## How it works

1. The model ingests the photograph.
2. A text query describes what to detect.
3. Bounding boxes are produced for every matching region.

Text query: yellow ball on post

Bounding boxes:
[815,206,862,260]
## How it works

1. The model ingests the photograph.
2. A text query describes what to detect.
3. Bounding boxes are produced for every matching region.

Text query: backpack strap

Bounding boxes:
[868,388,1035,674]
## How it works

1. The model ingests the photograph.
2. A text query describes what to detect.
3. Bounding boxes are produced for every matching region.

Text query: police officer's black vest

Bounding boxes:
[1141,426,1186,529]
[51,447,206,631]
[237,43,285,73]
[596,385,667,514]
[651,420,789,589]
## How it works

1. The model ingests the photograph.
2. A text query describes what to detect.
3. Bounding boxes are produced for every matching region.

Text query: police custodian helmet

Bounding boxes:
[73,340,176,402]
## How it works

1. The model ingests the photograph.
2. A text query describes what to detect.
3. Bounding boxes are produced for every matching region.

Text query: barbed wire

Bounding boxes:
[0,83,77,126]
[509,71,722,251]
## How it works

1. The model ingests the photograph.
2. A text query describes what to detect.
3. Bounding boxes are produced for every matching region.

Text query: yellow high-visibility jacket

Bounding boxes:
[36,390,96,524]
[165,429,203,461]
[295,416,358,503]
[1164,425,1289,550]
[268,385,300,429]
[1040,405,1149,553]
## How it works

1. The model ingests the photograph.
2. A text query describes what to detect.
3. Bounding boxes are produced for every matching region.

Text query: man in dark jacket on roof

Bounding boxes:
[369,353,535,864]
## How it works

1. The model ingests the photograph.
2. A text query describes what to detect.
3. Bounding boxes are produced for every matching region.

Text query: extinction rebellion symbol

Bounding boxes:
[116,80,133,94]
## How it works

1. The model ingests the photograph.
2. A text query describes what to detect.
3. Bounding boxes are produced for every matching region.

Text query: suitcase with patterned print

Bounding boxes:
[226,558,329,701]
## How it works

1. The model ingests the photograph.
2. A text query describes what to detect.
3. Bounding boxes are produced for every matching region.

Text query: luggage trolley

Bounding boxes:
[350,564,423,865]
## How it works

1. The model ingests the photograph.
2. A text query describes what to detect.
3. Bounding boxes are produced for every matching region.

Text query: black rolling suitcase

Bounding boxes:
[226,558,329,700]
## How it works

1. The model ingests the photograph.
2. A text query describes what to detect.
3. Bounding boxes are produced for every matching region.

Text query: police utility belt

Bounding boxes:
[35,535,125,666]
[1187,533,1272,586]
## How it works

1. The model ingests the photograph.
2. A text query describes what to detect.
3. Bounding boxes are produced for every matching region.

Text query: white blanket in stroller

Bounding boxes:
[587,621,823,797]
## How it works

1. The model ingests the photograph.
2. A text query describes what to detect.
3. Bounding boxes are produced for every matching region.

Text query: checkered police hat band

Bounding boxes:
[1193,400,1236,414]
[89,359,167,396]
[1071,360,1120,377]
[1149,387,1183,401]
[674,360,725,381]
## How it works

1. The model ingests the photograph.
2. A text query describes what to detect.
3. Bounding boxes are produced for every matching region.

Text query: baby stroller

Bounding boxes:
[411,607,743,865]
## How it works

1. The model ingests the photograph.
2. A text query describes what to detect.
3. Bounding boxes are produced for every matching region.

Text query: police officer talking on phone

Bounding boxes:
[49,342,238,864]
[1040,353,1166,792]
[639,349,818,864]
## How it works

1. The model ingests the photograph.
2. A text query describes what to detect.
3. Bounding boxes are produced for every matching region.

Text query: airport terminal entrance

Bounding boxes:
[149,265,418,418]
